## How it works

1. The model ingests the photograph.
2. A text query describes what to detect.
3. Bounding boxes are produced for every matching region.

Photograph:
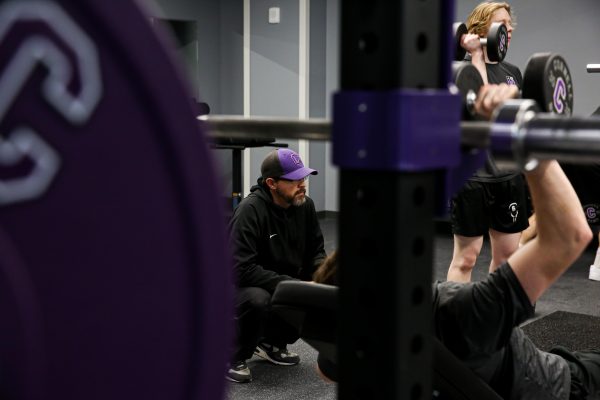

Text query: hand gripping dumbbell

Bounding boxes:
[454,22,508,63]
[452,52,574,120]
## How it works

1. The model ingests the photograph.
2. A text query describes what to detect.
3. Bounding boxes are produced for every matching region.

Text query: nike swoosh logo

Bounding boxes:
[269,234,278,239]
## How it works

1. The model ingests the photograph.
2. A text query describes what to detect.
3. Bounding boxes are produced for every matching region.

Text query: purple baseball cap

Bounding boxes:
[261,148,318,180]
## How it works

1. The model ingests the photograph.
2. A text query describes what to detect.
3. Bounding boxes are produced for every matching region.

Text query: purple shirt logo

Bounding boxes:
[506,76,516,85]
[584,204,600,224]
[587,206,597,220]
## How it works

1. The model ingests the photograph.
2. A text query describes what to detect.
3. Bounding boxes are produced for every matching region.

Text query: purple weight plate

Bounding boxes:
[0,1,232,399]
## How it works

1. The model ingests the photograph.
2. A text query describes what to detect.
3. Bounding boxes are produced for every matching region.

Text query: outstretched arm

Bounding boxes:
[507,161,592,304]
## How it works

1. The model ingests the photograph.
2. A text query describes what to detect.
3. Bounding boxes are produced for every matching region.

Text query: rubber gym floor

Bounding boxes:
[226,214,600,400]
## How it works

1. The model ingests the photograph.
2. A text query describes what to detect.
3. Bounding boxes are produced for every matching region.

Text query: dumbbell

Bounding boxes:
[452,62,484,120]
[453,52,574,120]
[454,22,508,63]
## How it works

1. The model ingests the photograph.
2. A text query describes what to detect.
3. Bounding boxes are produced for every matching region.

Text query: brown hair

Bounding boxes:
[313,250,338,285]
[466,2,515,36]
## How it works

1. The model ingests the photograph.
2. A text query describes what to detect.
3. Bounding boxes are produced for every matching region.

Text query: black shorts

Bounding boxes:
[450,174,530,237]
[561,163,600,231]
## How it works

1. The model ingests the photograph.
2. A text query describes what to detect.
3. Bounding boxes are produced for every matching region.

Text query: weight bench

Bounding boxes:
[271,281,502,400]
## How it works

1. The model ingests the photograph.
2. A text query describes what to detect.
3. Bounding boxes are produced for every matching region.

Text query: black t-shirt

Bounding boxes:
[473,60,523,181]
[487,61,523,87]
[315,263,572,398]
[432,263,535,397]
[461,57,523,181]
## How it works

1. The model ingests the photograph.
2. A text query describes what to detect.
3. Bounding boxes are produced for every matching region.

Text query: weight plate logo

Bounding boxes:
[0,1,102,205]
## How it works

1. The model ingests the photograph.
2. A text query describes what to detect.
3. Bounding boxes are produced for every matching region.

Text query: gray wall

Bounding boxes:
[141,0,600,213]
[142,0,336,211]
[143,0,249,201]
[220,0,245,115]
[245,0,331,211]
[248,0,301,192]
[141,0,221,112]
[456,0,600,116]
[323,0,600,211]
[325,0,340,212]
[215,0,245,195]
[250,0,299,117]
[308,0,328,210]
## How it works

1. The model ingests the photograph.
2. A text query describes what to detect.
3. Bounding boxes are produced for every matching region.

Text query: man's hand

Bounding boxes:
[474,83,520,120]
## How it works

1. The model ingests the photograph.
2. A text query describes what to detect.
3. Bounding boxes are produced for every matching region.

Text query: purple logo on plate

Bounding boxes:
[553,77,566,114]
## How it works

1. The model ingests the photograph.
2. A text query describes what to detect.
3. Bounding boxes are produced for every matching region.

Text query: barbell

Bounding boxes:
[453,52,574,120]
[202,101,600,171]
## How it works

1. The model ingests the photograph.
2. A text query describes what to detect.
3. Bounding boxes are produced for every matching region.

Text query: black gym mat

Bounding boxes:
[521,311,600,352]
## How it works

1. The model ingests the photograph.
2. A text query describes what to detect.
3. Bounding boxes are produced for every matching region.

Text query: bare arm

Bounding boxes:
[507,161,592,304]
[519,214,537,247]
[474,83,519,120]
[461,33,488,84]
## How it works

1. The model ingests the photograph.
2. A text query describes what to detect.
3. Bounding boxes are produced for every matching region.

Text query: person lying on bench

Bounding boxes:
[313,158,600,397]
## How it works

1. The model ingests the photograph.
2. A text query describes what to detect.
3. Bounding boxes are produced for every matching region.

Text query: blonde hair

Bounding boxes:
[466,2,516,36]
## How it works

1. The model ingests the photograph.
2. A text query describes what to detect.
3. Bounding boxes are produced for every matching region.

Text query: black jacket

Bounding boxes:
[229,179,326,293]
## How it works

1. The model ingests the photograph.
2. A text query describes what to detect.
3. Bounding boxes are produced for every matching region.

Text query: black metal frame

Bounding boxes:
[337,1,446,398]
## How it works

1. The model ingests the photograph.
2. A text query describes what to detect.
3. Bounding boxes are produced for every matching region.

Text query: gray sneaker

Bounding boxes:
[226,360,252,383]
[254,342,300,366]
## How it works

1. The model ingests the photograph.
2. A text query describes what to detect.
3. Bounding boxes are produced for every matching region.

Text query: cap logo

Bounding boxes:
[291,153,302,166]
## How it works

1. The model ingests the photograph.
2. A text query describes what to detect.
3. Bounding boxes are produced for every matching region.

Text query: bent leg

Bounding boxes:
[447,234,484,282]
[262,306,301,348]
[488,229,521,273]
[488,174,530,272]
[234,287,271,361]
[448,181,487,282]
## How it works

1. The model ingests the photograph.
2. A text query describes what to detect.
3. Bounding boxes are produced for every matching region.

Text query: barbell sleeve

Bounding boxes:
[461,101,600,169]
[198,115,331,141]
[201,106,600,168]
[586,64,600,73]
[518,113,600,165]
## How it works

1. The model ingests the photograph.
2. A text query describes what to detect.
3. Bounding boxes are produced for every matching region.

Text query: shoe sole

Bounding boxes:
[254,346,299,366]
[226,375,252,383]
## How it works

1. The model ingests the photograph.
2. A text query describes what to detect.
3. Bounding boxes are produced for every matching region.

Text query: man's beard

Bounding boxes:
[292,194,306,207]
[277,187,306,207]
